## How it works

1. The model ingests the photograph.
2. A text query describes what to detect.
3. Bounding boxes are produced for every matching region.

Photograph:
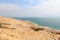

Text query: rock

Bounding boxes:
[30,27,44,31]
[0,16,60,40]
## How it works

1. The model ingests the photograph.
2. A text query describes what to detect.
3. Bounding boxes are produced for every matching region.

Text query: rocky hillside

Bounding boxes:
[0,16,60,40]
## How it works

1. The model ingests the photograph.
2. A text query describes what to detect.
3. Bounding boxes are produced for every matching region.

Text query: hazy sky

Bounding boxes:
[0,0,60,17]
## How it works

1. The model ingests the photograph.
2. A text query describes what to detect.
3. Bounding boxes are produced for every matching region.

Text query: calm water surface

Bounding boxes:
[13,17,60,30]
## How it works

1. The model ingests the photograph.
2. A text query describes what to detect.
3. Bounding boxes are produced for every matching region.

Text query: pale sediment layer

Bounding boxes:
[0,16,60,40]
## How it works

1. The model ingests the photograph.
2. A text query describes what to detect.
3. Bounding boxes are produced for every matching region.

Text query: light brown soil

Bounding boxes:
[0,16,60,40]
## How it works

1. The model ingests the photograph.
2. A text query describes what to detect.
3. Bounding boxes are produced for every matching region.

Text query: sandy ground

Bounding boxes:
[0,16,60,40]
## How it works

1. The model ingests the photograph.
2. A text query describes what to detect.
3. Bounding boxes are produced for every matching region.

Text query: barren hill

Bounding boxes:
[0,16,60,40]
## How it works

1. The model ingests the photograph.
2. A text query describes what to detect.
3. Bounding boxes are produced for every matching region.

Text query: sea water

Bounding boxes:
[13,17,60,30]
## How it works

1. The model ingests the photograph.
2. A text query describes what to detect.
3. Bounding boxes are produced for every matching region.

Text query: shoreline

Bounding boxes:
[0,16,60,40]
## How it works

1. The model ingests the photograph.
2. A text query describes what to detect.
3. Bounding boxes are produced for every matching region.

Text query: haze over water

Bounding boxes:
[14,17,60,30]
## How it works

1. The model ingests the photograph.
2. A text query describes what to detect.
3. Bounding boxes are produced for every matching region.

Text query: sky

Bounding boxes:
[0,0,60,17]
